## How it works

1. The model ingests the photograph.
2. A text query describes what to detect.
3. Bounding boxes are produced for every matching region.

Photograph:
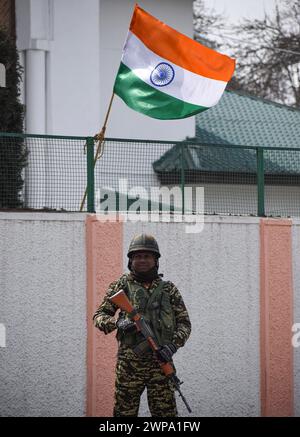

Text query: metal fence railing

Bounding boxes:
[1,132,300,217]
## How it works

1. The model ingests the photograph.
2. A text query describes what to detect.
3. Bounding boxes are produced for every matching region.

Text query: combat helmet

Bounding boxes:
[127,233,161,258]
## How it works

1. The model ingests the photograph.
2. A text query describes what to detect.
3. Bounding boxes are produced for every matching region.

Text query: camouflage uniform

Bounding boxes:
[93,272,191,417]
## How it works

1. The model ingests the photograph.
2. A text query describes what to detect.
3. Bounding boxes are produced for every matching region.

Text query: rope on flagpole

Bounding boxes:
[80,92,115,212]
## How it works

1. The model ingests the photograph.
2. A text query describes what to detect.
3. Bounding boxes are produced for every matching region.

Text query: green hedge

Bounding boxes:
[0,26,27,207]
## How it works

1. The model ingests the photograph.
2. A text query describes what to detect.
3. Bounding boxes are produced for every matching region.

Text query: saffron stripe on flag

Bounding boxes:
[130,5,235,81]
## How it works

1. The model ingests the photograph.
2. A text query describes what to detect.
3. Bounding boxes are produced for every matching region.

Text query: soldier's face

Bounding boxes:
[131,251,156,272]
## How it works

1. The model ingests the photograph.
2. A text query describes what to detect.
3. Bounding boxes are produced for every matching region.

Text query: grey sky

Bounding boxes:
[203,0,276,23]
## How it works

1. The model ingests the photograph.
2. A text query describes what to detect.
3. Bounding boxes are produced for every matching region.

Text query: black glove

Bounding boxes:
[156,343,177,362]
[116,318,137,334]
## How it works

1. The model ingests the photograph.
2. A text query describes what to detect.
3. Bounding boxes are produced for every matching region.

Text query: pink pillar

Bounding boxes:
[86,215,123,417]
[260,219,294,416]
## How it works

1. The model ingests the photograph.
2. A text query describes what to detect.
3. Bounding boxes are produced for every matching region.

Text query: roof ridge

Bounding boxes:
[225,89,300,113]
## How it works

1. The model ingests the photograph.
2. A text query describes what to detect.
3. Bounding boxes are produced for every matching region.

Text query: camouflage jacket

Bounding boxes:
[93,273,191,350]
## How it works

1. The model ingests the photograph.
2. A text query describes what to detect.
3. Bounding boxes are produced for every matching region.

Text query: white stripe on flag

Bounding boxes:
[122,31,228,108]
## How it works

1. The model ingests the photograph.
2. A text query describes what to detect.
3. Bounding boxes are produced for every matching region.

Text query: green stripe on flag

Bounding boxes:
[114,63,208,120]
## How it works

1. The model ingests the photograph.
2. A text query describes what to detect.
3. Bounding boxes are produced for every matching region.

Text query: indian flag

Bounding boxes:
[113,4,235,120]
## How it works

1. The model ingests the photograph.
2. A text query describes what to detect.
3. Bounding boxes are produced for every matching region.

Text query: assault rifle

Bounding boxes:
[109,289,192,414]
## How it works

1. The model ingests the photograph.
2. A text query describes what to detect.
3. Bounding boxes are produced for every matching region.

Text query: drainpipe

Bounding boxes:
[15,0,52,208]
[25,48,46,133]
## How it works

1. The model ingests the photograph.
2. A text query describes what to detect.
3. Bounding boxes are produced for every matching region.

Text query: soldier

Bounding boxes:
[93,233,191,417]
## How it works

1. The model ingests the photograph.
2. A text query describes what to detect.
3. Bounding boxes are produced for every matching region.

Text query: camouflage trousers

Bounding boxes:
[113,348,178,417]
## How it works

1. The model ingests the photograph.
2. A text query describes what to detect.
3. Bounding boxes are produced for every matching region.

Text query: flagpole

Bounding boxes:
[80,92,115,212]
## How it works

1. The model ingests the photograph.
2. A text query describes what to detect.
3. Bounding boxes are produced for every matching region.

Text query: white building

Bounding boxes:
[15,0,194,140]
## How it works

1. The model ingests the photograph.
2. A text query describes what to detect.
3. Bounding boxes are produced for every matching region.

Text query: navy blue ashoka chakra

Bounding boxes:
[150,62,175,87]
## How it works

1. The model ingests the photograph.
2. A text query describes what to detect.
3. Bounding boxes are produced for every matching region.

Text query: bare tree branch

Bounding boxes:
[193,0,300,107]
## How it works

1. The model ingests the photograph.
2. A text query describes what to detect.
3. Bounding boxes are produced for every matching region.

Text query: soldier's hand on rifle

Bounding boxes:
[156,343,177,362]
[116,318,137,334]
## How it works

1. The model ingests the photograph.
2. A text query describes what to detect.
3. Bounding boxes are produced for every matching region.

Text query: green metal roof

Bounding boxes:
[153,91,300,177]
[152,142,300,178]
[195,90,300,148]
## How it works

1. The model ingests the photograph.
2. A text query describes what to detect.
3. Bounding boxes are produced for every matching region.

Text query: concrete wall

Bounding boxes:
[0,212,299,416]
[123,218,260,417]
[0,213,87,417]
